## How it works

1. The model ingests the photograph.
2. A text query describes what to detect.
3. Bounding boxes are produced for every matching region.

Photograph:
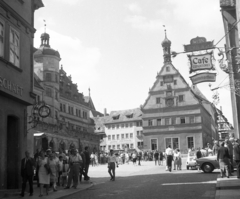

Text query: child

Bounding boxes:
[61,159,69,187]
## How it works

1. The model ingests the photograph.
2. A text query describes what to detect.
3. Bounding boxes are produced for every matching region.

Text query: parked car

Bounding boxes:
[196,155,236,173]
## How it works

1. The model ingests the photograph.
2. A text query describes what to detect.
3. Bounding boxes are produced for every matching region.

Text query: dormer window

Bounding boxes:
[126,113,133,118]
[113,115,120,120]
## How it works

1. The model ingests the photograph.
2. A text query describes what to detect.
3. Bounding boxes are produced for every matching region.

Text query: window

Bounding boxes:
[130,144,133,149]
[179,95,184,102]
[126,134,128,139]
[130,133,133,138]
[157,119,161,126]
[108,135,111,140]
[55,74,58,83]
[165,137,179,149]
[180,117,185,124]
[187,137,194,149]
[136,121,142,126]
[46,73,52,81]
[108,145,111,150]
[160,81,164,86]
[76,109,78,117]
[0,19,4,57]
[174,80,177,85]
[60,103,63,112]
[151,139,157,150]
[122,144,125,149]
[156,97,161,104]
[125,123,128,128]
[112,135,115,140]
[112,145,115,149]
[166,66,170,72]
[172,118,176,125]
[62,104,66,112]
[165,118,170,125]
[190,116,195,123]
[113,115,120,120]
[55,91,58,100]
[112,125,115,129]
[9,27,20,67]
[55,111,58,120]
[121,123,124,128]
[117,145,120,149]
[116,124,119,129]
[130,123,133,127]
[121,134,124,139]
[117,134,119,140]
[148,120,153,126]
[46,87,52,97]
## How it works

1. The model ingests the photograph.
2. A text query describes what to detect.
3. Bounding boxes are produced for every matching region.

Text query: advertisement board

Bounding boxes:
[190,72,216,85]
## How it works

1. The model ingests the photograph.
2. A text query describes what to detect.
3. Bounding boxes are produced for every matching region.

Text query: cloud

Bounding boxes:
[125,15,163,31]
[127,3,142,13]
[34,28,101,90]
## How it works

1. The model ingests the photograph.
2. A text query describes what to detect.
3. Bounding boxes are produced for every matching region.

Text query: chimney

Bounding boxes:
[104,108,107,116]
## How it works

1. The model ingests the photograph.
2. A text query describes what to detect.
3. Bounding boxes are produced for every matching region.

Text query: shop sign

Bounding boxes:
[190,72,216,85]
[188,52,214,73]
[0,76,23,96]
[184,36,214,52]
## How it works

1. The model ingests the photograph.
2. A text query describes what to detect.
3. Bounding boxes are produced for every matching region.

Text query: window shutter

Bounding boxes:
[176,117,180,124]
[185,117,189,123]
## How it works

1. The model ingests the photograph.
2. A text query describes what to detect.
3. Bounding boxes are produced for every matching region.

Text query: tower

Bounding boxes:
[161,30,172,64]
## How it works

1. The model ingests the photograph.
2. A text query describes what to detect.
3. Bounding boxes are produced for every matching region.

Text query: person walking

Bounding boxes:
[165,145,174,172]
[159,151,163,166]
[38,151,50,197]
[225,138,234,174]
[137,151,142,166]
[108,150,118,181]
[176,149,182,170]
[90,152,95,167]
[154,150,159,166]
[48,153,59,191]
[217,142,230,178]
[212,141,220,156]
[83,147,91,181]
[20,151,35,197]
[233,139,240,179]
[132,152,137,165]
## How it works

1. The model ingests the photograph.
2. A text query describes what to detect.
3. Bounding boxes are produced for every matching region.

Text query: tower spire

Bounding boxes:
[40,19,50,47]
[161,26,172,64]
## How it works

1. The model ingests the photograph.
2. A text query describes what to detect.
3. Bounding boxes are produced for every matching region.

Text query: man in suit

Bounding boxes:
[20,151,35,197]
[233,139,240,178]
[83,146,91,181]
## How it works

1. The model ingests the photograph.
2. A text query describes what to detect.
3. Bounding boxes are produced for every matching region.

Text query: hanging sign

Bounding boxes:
[188,52,214,73]
[184,37,214,52]
[190,73,216,85]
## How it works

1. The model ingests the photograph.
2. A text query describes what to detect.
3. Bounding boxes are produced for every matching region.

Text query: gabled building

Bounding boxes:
[141,34,218,153]
[27,32,100,155]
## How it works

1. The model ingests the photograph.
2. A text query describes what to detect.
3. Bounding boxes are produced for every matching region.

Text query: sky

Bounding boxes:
[34,0,234,124]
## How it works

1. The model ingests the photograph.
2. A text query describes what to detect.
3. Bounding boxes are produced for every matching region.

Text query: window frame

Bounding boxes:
[179,95,184,102]
[148,120,153,126]
[0,18,5,58]
[156,97,161,104]
[187,136,194,149]
[108,135,111,140]
[9,26,20,68]
[180,117,186,124]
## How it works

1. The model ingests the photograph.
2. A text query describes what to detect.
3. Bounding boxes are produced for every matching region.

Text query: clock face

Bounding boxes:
[166,98,174,107]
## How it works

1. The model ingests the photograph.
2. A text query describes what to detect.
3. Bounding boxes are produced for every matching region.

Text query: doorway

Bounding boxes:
[151,139,157,150]
[7,116,19,189]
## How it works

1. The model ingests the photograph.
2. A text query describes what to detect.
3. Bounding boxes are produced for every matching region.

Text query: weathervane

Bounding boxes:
[43,19,46,33]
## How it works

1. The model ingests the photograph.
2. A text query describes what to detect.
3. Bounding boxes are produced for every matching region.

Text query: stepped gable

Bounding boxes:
[59,67,88,106]
[104,108,142,124]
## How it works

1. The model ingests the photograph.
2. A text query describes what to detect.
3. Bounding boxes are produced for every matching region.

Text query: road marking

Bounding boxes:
[162,180,216,186]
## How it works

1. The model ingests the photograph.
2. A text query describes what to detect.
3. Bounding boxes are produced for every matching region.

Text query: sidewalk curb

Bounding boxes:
[56,182,94,199]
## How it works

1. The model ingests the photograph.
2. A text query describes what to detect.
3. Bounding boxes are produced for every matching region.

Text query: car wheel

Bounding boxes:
[186,166,189,170]
[202,163,214,173]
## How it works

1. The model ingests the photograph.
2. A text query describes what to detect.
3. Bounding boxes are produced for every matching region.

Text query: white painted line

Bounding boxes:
[162,181,216,186]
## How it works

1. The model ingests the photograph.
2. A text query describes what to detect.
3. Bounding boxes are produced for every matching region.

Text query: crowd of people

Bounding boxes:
[20,146,91,197]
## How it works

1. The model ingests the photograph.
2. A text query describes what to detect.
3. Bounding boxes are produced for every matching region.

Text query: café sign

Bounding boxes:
[190,72,216,85]
[184,36,214,52]
[0,76,23,96]
[188,52,214,73]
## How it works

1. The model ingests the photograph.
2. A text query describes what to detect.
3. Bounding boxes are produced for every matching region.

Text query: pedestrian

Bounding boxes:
[38,150,50,196]
[217,142,230,178]
[154,150,159,166]
[159,151,163,165]
[137,152,142,166]
[132,152,137,165]
[61,159,69,187]
[95,153,99,166]
[20,151,35,197]
[48,153,58,191]
[212,141,219,156]
[173,150,178,170]
[225,138,234,174]
[83,146,91,181]
[108,150,118,181]
[58,156,63,186]
[165,145,174,172]
[125,153,129,164]
[65,149,82,189]
[233,139,240,179]
[90,152,95,167]
[176,149,182,170]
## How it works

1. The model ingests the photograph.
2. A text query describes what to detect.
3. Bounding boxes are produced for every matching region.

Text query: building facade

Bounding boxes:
[141,34,218,153]
[0,0,43,190]
[27,32,100,155]
[102,108,143,152]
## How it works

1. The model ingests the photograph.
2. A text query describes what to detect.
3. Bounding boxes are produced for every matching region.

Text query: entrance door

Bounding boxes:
[151,139,157,150]
[42,137,48,151]
[7,116,19,189]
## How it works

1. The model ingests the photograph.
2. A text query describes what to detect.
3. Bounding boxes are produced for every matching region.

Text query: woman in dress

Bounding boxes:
[38,151,50,197]
[49,153,59,191]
